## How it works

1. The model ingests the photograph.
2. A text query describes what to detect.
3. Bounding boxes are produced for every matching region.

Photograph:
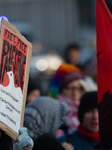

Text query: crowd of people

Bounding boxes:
[0,41,99,150]
[17,42,98,150]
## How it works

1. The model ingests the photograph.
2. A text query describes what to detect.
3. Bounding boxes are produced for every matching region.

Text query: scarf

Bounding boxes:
[78,125,100,142]
[24,96,70,141]
[58,94,80,133]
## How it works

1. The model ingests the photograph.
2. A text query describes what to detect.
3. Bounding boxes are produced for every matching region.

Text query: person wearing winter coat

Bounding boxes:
[48,63,88,136]
[58,91,100,150]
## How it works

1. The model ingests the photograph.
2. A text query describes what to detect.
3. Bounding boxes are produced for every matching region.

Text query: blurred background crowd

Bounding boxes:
[0,0,98,95]
[0,0,111,95]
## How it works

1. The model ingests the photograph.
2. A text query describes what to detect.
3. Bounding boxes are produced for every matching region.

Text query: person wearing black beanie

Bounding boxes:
[58,91,100,150]
[78,91,98,124]
[32,133,65,150]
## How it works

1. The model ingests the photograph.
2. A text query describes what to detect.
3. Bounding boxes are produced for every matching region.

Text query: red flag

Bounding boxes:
[97,0,112,148]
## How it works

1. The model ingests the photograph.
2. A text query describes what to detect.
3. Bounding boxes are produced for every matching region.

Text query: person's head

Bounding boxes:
[60,71,88,101]
[78,91,99,133]
[32,133,65,150]
[65,43,81,65]
[26,89,41,104]
[26,79,41,105]
[48,63,88,101]
[24,96,69,141]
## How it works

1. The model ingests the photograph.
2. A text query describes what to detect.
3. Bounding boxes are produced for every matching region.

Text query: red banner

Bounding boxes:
[97,0,112,148]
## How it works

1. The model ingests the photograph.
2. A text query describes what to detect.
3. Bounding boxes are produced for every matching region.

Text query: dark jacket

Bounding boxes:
[58,130,99,150]
[0,130,13,150]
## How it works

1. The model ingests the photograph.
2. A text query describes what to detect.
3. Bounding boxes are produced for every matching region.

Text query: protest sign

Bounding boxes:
[0,18,32,140]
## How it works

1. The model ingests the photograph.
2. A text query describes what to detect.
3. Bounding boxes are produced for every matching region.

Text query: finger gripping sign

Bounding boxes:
[0,18,32,140]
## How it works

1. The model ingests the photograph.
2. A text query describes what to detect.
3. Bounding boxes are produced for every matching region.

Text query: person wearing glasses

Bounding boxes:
[48,63,89,137]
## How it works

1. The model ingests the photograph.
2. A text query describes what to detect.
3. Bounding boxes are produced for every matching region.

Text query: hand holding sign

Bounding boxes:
[14,127,33,150]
